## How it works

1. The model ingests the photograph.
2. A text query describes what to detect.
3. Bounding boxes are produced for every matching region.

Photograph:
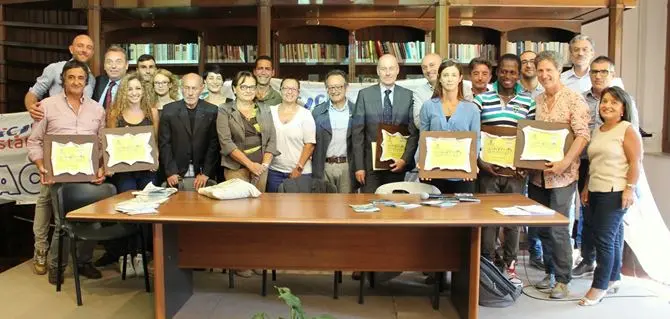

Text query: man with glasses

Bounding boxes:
[572,56,640,278]
[158,73,219,191]
[312,70,355,193]
[92,46,129,111]
[253,56,282,107]
[519,51,544,99]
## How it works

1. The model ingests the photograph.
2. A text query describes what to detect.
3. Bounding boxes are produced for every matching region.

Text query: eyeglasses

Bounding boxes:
[154,81,169,87]
[239,84,257,91]
[327,85,345,91]
[281,87,299,93]
[589,69,611,77]
[521,59,536,65]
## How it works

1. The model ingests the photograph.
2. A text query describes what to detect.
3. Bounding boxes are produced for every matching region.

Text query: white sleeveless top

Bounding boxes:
[587,121,631,192]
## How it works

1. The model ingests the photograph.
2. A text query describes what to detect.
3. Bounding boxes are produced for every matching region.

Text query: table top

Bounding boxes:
[65,192,568,227]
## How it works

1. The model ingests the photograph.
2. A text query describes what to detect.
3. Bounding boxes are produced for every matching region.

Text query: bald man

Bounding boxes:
[25,34,97,276]
[158,73,219,190]
[352,54,418,193]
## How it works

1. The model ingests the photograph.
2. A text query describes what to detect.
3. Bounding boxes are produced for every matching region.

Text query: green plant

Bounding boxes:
[252,286,336,319]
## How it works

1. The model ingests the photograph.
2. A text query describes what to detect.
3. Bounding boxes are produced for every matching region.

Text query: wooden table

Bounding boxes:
[66,192,568,319]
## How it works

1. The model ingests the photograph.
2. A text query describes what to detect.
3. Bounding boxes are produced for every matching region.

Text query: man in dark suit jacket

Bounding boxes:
[92,46,128,109]
[312,70,355,193]
[159,73,219,190]
[352,54,419,193]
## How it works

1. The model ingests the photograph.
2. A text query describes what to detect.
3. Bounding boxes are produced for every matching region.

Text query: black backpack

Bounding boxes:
[479,256,522,307]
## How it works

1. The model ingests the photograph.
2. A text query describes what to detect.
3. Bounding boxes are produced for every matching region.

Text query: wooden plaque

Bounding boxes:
[101,126,159,174]
[480,125,517,177]
[375,124,410,170]
[44,134,99,183]
[418,131,477,179]
[514,120,575,170]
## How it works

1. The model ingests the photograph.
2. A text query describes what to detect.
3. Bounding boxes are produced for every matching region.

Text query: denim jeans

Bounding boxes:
[527,227,543,259]
[266,169,311,193]
[114,171,156,193]
[585,191,626,290]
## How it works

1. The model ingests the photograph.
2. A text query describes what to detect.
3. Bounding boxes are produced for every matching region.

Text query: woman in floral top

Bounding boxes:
[528,50,591,300]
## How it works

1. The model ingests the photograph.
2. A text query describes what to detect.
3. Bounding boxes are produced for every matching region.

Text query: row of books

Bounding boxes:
[504,41,571,65]
[446,44,497,64]
[279,43,349,64]
[355,40,434,64]
[114,43,201,64]
[206,45,258,63]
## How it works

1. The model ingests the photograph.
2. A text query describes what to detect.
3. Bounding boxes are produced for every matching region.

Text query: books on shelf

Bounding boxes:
[279,43,348,64]
[114,43,200,65]
[505,41,570,65]
[447,44,497,64]
[354,40,434,64]
[206,45,257,64]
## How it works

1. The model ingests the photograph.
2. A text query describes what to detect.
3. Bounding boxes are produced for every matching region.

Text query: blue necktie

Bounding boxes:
[383,89,393,125]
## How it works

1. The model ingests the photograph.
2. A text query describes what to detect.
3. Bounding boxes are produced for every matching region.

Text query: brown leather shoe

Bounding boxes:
[48,267,64,285]
[77,263,102,279]
[32,249,48,275]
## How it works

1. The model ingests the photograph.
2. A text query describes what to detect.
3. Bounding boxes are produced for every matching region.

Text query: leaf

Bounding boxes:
[251,313,268,319]
[312,315,337,319]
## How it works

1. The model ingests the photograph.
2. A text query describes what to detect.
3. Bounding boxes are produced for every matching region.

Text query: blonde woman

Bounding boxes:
[153,68,180,111]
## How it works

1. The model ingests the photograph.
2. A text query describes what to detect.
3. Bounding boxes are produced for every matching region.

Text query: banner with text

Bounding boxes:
[0,112,40,205]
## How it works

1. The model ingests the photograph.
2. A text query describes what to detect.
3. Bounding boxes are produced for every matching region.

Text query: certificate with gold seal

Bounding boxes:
[419,131,477,179]
[101,126,159,173]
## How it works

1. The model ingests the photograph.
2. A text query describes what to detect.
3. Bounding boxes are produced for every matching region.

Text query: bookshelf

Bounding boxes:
[448,26,498,64]
[205,26,257,80]
[505,27,576,67]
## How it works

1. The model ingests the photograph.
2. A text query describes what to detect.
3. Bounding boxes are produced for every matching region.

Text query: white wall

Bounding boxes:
[582,0,670,229]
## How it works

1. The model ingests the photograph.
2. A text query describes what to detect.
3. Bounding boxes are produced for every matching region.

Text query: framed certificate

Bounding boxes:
[480,125,517,177]
[101,126,159,173]
[375,124,409,170]
[44,134,99,183]
[418,131,477,179]
[514,120,575,170]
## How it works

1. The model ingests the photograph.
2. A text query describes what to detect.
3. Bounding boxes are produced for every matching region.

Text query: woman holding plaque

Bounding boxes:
[418,59,480,193]
[266,78,316,193]
[578,87,641,306]
[153,68,180,111]
[107,72,159,191]
[527,50,591,299]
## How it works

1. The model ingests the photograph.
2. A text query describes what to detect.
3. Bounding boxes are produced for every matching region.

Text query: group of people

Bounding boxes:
[23,33,642,307]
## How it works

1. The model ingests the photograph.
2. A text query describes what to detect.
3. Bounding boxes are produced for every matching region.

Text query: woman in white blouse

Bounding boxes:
[266,78,316,192]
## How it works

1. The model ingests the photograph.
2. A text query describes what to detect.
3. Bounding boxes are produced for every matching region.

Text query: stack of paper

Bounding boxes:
[131,183,178,197]
[349,204,380,213]
[494,205,555,216]
[116,183,177,215]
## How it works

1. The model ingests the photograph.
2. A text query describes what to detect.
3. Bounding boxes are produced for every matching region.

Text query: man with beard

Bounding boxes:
[253,56,282,107]
[519,50,545,99]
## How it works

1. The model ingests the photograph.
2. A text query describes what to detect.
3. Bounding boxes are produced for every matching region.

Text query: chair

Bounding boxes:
[355,182,443,306]
[262,176,339,298]
[53,183,150,306]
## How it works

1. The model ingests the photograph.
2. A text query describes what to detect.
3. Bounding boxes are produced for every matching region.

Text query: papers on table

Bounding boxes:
[116,183,177,215]
[131,183,178,197]
[420,200,457,208]
[494,205,555,216]
[349,204,380,213]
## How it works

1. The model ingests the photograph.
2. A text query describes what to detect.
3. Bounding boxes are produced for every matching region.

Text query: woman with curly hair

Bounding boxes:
[107,72,159,191]
[152,68,180,111]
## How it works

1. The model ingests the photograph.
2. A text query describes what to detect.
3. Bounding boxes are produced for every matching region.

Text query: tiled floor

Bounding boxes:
[1,257,669,319]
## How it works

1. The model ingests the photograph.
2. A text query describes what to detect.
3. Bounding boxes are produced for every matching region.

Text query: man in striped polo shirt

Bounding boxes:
[473,53,536,283]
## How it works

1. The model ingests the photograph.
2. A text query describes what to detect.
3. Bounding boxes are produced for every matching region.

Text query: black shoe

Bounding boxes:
[48,267,64,285]
[529,257,545,270]
[572,261,595,278]
[94,253,118,267]
[78,263,102,279]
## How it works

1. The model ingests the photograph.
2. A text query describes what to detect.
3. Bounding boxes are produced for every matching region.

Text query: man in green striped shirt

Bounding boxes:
[473,54,536,283]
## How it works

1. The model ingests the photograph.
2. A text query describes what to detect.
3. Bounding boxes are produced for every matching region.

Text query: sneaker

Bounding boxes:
[32,249,48,275]
[77,263,102,279]
[133,254,145,277]
[550,282,570,299]
[506,261,523,287]
[48,266,64,285]
[572,261,595,278]
[119,255,136,277]
[529,256,545,270]
[535,274,555,290]
[235,269,253,278]
[94,252,118,267]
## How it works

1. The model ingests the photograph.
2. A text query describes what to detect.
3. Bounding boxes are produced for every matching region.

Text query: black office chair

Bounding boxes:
[260,176,339,298]
[53,183,150,306]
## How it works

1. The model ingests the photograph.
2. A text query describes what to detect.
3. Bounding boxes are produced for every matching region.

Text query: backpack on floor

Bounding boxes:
[479,256,522,307]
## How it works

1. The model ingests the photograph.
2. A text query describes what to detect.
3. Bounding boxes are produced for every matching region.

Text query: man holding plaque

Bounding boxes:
[27,60,106,285]
[474,54,536,282]
[352,54,419,194]
[158,73,219,190]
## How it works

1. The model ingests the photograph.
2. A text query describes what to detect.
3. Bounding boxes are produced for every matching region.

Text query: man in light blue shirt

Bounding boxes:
[312,70,355,193]
[561,35,624,93]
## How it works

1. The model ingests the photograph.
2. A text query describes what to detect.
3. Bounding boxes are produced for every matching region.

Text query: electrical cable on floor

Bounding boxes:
[518,252,658,302]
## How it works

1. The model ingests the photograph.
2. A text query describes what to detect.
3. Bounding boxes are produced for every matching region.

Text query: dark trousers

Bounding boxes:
[479,172,525,265]
[528,183,575,284]
[360,170,406,193]
[577,159,596,264]
[266,169,312,193]
[428,179,476,194]
[584,191,626,290]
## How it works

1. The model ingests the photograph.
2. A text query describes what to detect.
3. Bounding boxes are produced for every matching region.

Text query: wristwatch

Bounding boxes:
[626,183,636,189]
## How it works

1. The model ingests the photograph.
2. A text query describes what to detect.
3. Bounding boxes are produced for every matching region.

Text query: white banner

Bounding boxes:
[0,112,40,205]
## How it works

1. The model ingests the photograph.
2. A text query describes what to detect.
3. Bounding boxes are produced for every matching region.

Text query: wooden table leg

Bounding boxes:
[451,227,481,319]
[154,224,193,319]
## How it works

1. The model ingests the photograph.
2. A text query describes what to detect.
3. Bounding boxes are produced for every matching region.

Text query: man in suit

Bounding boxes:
[92,45,128,110]
[312,69,355,193]
[352,54,419,194]
[159,73,219,190]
